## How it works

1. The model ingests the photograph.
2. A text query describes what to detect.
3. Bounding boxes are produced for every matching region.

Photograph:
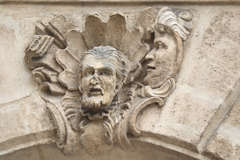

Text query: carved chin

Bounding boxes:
[143,74,162,88]
[82,96,105,111]
[143,73,155,84]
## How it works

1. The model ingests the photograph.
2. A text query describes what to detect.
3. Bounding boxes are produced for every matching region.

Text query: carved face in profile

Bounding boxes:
[143,24,177,88]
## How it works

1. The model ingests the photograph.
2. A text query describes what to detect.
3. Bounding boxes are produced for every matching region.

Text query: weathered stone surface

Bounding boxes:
[205,98,240,160]
[0,0,239,3]
[134,7,240,158]
[0,141,200,160]
[0,3,240,160]
[0,19,37,104]
[0,92,55,155]
[21,6,193,155]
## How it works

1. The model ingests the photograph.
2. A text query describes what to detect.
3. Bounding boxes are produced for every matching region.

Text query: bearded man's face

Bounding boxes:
[80,54,117,112]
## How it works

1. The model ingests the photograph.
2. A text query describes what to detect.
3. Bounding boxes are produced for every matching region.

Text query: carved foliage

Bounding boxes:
[25,7,192,155]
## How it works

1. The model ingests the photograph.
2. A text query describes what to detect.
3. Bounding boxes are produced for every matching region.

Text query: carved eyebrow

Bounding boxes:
[83,65,94,70]
[82,65,94,74]
[98,66,114,73]
[154,40,167,48]
[82,65,114,74]
[155,39,165,44]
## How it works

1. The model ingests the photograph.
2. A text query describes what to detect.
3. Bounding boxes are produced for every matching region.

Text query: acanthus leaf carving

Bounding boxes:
[24,7,193,155]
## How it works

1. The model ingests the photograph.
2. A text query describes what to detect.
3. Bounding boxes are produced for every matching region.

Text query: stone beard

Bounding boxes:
[79,46,129,115]
[80,53,117,113]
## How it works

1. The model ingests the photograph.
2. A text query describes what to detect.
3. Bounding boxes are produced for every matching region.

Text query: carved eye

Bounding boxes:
[155,41,167,49]
[83,68,94,76]
[99,69,113,76]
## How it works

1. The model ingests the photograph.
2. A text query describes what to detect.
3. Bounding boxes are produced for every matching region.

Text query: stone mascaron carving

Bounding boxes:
[25,7,192,155]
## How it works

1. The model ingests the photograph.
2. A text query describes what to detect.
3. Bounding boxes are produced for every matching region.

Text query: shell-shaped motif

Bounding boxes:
[54,12,152,93]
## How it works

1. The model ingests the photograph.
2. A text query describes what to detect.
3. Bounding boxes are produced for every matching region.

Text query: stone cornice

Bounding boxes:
[0,0,239,3]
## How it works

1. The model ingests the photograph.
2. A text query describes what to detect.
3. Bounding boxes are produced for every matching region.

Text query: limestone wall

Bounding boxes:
[0,1,240,160]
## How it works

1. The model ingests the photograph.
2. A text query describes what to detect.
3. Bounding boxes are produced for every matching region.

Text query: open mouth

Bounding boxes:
[88,88,103,96]
[146,64,156,71]
[142,59,156,71]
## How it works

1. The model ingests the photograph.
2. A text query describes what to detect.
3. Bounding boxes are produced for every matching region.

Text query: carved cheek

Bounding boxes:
[152,49,161,64]
[103,75,116,95]
[168,45,177,56]
[81,76,90,93]
[104,76,114,88]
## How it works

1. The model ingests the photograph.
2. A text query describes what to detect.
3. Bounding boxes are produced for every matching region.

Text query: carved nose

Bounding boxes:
[90,75,99,85]
[145,49,155,60]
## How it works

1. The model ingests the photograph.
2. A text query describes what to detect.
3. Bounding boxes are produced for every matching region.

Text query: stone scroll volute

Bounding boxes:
[24,7,193,155]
